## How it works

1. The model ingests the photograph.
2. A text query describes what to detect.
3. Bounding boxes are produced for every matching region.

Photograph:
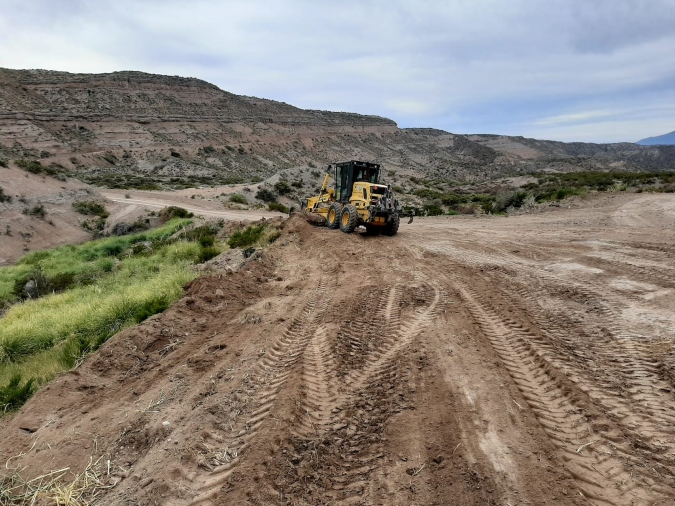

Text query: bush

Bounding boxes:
[423,204,444,216]
[199,235,215,247]
[0,187,11,203]
[0,159,7,168]
[15,159,44,174]
[274,181,292,195]
[229,194,247,204]
[184,224,219,242]
[73,200,109,218]
[228,224,266,248]
[256,188,277,202]
[13,266,51,299]
[198,246,220,263]
[0,374,36,411]
[160,206,194,220]
[23,204,46,218]
[82,217,106,232]
[268,202,290,213]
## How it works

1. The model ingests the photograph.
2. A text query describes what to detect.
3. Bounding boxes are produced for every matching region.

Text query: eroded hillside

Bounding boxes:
[2,68,674,192]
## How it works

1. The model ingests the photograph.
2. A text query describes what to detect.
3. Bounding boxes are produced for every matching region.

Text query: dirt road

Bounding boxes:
[2,193,675,505]
[101,189,282,221]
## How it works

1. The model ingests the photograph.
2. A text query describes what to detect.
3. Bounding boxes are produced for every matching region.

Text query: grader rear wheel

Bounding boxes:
[339,204,358,233]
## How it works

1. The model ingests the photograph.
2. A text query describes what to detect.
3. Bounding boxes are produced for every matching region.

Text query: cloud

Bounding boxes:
[0,0,674,142]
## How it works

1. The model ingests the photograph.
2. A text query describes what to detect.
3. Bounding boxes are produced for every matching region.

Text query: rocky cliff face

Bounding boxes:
[1,68,673,191]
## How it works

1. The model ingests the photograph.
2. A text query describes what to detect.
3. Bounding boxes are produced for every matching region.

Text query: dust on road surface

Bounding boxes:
[2,193,675,505]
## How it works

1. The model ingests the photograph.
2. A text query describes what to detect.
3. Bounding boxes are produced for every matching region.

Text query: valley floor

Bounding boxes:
[2,192,675,505]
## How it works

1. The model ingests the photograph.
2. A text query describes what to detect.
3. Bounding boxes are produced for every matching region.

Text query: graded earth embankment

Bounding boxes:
[2,193,675,505]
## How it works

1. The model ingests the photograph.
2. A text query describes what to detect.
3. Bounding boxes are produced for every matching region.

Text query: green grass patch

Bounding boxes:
[0,218,216,412]
[227,224,266,248]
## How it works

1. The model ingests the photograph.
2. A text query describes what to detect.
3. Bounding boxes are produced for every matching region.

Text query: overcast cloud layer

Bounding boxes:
[1,0,674,142]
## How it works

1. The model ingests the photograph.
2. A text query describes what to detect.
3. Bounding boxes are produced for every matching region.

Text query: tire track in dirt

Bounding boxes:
[430,240,675,463]
[500,272,675,463]
[258,282,441,505]
[187,276,335,505]
[455,281,669,505]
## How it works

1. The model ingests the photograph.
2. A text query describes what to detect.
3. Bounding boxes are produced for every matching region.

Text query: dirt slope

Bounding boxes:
[2,193,675,505]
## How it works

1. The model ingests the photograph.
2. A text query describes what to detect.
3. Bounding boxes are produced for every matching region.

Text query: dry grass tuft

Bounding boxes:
[0,456,115,505]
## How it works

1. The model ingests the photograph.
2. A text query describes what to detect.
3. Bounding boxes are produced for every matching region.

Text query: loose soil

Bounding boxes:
[2,192,675,505]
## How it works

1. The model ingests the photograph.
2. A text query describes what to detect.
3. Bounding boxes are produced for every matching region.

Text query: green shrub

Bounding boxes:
[274,180,292,195]
[0,187,11,203]
[184,225,219,242]
[198,246,220,263]
[15,159,43,174]
[0,374,36,411]
[423,204,444,216]
[0,159,7,168]
[160,206,194,219]
[256,188,277,202]
[23,204,46,218]
[199,235,215,247]
[229,194,247,204]
[102,241,124,257]
[268,202,289,213]
[228,224,266,248]
[49,272,76,292]
[133,294,171,323]
[73,200,109,218]
[82,217,106,232]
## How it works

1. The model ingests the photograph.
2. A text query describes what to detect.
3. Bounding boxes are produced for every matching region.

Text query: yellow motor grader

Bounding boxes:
[291,160,412,235]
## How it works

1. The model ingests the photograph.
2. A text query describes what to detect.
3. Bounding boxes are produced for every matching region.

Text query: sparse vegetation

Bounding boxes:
[268,202,290,213]
[15,159,44,174]
[405,171,675,215]
[0,187,11,203]
[22,204,46,218]
[274,180,292,195]
[73,200,109,218]
[160,206,194,220]
[229,194,247,204]
[255,188,277,202]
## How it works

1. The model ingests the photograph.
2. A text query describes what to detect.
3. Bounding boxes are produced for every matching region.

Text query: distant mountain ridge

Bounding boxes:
[637,130,675,146]
[1,67,674,190]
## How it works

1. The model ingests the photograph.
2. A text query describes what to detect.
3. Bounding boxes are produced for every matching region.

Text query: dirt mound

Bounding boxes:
[3,193,675,505]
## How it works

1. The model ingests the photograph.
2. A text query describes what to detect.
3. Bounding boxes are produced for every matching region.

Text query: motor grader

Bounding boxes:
[292,160,412,235]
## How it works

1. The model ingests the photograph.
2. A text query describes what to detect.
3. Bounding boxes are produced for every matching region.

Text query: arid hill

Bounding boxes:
[1,68,674,191]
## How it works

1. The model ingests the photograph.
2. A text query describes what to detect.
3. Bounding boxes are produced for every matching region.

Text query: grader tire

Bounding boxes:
[382,213,400,236]
[326,203,342,229]
[339,204,358,233]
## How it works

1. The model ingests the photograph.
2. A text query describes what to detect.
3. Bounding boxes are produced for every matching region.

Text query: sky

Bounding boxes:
[1,0,674,143]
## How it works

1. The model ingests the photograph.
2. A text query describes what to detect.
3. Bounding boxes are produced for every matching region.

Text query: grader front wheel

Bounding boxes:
[326,202,342,229]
